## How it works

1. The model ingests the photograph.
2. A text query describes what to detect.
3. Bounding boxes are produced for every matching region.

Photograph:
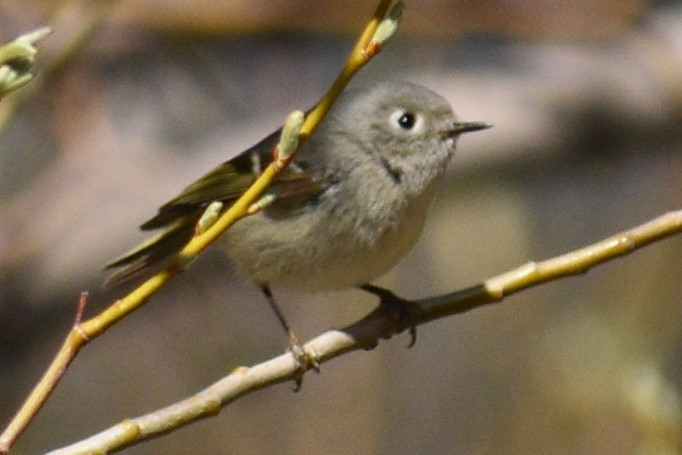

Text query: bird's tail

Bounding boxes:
[103,216,198,289]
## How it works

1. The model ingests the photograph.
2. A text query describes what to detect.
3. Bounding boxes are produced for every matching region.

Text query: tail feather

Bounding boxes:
[103,217,197,289]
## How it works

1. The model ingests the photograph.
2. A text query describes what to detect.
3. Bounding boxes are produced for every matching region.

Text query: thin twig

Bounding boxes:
[0,0,119,134]
[0,295,93,454]
[72,292,90,341]
[0,2,399,453]
[46,210,682,455]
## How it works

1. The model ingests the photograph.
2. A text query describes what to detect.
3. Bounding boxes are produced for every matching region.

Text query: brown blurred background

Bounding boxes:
[1,1,681,454]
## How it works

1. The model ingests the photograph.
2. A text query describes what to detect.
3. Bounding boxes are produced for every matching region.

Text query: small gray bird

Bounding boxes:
[106,81,490,350]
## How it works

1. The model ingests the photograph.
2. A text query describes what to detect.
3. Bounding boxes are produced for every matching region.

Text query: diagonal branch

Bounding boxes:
[46,210,682,455]
[0,2,401,453]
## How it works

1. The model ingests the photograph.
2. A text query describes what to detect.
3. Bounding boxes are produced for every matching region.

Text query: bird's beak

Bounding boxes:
[446,121,492,137]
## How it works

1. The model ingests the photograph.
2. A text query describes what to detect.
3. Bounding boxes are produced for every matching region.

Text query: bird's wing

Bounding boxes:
[104,128,327,288]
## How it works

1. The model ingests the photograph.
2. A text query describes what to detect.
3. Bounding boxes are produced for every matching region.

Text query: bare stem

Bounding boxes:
[44,210,682,455]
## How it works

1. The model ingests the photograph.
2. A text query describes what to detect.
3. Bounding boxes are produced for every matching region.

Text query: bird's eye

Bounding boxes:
[398,112,416,129]
[390,110,423,132]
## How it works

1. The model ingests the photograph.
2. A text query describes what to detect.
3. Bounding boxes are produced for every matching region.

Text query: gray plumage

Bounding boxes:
[105,81,490,290]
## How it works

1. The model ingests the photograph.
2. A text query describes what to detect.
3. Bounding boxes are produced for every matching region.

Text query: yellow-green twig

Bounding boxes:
[0,1,118,134]
[0,27,51,98]
[0,1,399,453]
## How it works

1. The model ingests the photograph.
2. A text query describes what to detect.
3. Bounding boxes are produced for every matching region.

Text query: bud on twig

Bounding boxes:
[363,1,404,59]
[0,27,52,97]
[197,201,224,234]
[274,110,305,170]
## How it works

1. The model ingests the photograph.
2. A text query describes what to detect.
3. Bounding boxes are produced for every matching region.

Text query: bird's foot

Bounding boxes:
[286,330,320,391]
[360,284,419,347]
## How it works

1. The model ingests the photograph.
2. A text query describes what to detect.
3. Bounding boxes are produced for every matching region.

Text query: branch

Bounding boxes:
[0,1,402,453]
[0,27,51,99]
[0,0,118,134]
[46,210,682,455]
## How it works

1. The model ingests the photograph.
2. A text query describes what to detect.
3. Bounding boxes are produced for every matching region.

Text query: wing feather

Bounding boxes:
[104,127,328,288]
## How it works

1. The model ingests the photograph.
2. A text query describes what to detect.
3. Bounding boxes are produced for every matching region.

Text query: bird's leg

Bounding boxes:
[260,285,320,390]
[359,284,419,347]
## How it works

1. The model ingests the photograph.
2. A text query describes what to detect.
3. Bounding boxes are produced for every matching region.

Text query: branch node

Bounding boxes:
[72,292,92,342]
[169,254,194,277]
[247,191,277,215]
[196,201,224,234]
[361,41,381,60]
[620,233,637,252]
[362,0,404,59]
[73,292,89,326]
[120,418,142,438]
[274,110,304,170]
[231,366,250,376]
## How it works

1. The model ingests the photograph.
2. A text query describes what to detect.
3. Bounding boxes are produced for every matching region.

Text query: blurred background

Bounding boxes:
[1,0,681,453]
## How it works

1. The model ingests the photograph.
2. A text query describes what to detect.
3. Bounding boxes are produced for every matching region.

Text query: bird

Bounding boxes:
[105,80,490,363]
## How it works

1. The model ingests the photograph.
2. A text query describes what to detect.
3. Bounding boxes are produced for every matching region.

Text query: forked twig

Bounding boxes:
[46,210,681,454]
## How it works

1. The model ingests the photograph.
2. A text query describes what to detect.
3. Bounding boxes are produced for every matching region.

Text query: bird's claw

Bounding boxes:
[361,284,419,347]
[287,331,320,391]
[378,294,419,347]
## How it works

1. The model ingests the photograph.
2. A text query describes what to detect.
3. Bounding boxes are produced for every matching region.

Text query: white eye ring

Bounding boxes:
[389,109,424,133]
